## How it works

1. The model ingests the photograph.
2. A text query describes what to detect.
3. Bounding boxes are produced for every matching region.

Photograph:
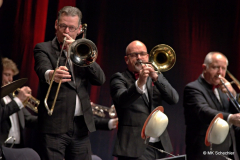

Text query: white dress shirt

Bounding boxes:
[135,80,160,143]
[4,96,23,144]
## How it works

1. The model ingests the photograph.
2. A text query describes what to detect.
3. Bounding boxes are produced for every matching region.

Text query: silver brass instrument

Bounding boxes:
[13,88,39,113]
[140,44,176,73]
[91,102,117,118]
[44,24,98,116]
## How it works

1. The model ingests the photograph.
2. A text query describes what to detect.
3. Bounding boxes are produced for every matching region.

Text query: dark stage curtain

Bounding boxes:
[1,0,240,160]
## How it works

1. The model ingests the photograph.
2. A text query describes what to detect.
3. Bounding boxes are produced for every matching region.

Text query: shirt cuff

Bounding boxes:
[13,97,24,109]
[135,80,147,94]
[227,114,233,128]
[45,70,52,84]
[108,119,117,130]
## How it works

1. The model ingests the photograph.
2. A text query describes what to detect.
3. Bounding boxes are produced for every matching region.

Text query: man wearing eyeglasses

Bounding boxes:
[110,40,179,160]
[34,6,105,160]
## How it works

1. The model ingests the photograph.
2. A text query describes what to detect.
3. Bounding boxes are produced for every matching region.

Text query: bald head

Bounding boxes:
[124,40,149,73]
[204,52,228,68]
[126,40,147,55]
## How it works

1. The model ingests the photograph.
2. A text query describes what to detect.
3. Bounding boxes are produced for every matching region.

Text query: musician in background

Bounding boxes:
[183,52,240,160]
[110,40,179,159]
[0,58,37,148]
[91,102,118,130]
[34,6,105,160]
[91,102,118,160]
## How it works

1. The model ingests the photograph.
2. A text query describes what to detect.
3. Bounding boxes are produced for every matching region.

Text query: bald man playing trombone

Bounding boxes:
[183,52,240,160]
[110,40,179,160]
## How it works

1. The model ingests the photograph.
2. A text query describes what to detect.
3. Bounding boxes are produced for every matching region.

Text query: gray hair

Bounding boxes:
[204,52,228,67]
[58,6,82,26]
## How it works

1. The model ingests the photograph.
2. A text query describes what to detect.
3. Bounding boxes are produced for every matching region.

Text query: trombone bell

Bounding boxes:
[68,38,98,67]
[149,44,176,72]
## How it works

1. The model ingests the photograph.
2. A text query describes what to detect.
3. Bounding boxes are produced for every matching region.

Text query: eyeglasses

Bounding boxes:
[127,52,148,58]
[58,24,78,32]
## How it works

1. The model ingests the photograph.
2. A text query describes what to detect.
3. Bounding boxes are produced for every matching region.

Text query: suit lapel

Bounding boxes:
[17,110,25,128]
[207,89,223,111]
[218,89,229,112]
[8,94,25,128]
[125,70,150,107]
[199,76,223,111]
[73,64,82,92]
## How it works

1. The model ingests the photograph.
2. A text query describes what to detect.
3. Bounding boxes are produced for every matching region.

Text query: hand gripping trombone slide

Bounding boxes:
[44,37,67,116]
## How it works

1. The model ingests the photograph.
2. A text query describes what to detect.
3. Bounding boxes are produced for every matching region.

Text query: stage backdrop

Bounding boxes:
[1,0,240,160]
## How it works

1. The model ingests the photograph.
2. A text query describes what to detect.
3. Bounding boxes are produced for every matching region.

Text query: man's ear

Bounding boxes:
[124,56,129,64]
[77,24,82,35]
[202,64,207,72]
[55,20,58,30]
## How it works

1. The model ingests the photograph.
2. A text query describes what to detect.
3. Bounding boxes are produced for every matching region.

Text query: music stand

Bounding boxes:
[157,155,186,160]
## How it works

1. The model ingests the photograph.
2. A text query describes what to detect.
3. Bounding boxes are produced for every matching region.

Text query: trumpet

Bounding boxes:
[13,88,39,113]
[139,44,176,73]
[91,102,117,118]
[44,24,98,116]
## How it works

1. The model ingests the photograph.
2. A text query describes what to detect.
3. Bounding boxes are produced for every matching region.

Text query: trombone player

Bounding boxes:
[0,58,37,148]
[33,6,105,160]
[183,52,240,160]
[110,40,179,159]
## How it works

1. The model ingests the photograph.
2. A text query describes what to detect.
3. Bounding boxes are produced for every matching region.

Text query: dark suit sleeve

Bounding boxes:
[184,84,230,125]
[154,73,179,104]
[0,100,20,122]
[22,108,38,128]
[34,43,54,83]
[94,116,110,130]
[86,62,106,86]
[110,73,142,108]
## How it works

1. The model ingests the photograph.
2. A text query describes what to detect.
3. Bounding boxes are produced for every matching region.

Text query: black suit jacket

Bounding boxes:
[0,95,37,145]
[183,75,239,160]
[110,69,179,158]
[34,37,105,134]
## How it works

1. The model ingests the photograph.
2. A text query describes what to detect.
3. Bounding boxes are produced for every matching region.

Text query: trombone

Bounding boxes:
[139,44,176,73]
[219,70,240,112]
[44,24,98,116]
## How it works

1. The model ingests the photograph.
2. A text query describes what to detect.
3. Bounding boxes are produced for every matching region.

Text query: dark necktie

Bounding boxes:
[59,43,67,50]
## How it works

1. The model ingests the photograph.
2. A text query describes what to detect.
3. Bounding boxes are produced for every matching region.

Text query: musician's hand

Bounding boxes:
[147,64,158,82]
[229,113,240,127]
[17,86,31,104]
[137,65,149,89]
[63,33,75,51]
[219,75,236,97]
[49,66,71,83]
[109,118,118,129]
